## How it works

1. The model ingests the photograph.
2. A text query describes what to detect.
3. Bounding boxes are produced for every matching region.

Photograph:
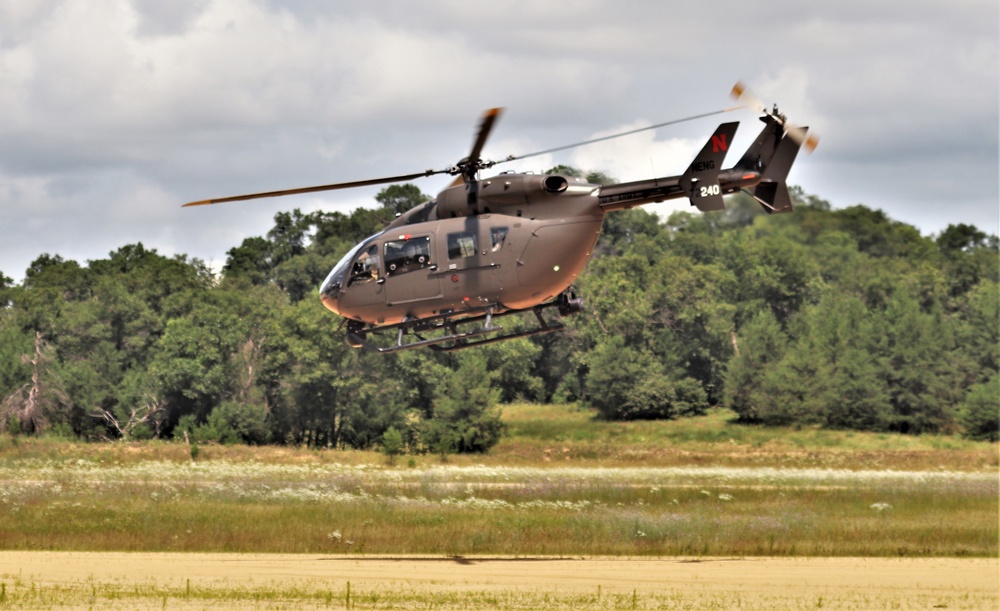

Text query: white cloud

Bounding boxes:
[0,0,996,279]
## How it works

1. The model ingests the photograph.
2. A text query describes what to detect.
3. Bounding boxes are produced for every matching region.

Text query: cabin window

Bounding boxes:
[490,227,509,252]
[383,236,432,277]
[348,244,380,286]
[447,230,478,259]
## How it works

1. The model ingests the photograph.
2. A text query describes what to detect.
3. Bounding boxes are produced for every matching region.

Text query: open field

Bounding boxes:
[0,553,997,609]
[0,459,995,557]
[0,405,996,607]
[2,405,995,471]
[496,404,1000,471]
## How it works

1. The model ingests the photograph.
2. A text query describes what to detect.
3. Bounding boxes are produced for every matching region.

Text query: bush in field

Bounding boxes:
[959,375,999,441]
[423,352,504,454]
[176,400,270,444]
[381,426,405,463]
[585,336,706,420]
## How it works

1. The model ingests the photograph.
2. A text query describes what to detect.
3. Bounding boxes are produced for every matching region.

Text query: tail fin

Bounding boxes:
[734,114,784,173]
[680,122,739,211]
[751,129,806,214]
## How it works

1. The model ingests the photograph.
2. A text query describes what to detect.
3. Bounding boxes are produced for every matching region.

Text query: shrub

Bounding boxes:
[959,375,999,442]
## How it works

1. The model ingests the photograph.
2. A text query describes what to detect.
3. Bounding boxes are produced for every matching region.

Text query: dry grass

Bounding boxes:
[0,553,997,610]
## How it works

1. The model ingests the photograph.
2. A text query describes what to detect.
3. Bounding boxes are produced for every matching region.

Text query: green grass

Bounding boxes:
[0,404,994,471]
[0,405,996,558]
[496,404,999,470]
[0,458,994,557]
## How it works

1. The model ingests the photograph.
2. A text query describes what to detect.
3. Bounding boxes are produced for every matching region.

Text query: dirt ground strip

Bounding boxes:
[0,552,997,609]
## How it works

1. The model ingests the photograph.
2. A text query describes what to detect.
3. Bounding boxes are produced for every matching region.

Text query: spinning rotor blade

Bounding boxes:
[500,107,743,165]
[730,81,768,114]
[186,108,506,207]
[184,89,779,209]
[786,124,820,154]
[182,168,447,207]
[468,107,504,168]
[730,81,819,153]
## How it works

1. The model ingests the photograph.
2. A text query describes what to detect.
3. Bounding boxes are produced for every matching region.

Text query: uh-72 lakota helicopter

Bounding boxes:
[185,83,816,353]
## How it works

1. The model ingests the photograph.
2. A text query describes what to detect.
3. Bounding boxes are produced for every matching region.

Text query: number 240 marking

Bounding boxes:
[699,184,720,197]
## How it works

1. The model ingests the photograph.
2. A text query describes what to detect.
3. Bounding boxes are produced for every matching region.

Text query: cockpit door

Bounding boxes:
[382,234,442,305]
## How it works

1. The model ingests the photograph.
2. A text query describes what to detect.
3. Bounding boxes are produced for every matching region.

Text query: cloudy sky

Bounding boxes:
[1,0,997,280]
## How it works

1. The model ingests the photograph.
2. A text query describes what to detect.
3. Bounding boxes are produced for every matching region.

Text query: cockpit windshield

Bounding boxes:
[320,232,383,297]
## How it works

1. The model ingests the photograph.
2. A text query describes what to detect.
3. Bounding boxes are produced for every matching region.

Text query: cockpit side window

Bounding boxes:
[383,236,432,277]
[348,244,380,286]
[447,230,478,259]
[490,227,509,252]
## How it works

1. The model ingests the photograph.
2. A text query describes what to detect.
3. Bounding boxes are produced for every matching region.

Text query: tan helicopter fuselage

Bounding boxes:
[320,173,605,326]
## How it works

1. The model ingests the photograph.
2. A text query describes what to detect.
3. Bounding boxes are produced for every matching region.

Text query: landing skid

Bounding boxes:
[346,292,584,354]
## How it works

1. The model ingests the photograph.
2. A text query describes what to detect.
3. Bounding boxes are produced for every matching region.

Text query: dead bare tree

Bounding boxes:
[92,394,166,441]
[1,331,58,434]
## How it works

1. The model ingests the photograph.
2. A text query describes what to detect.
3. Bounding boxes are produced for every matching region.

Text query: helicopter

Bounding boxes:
[185,83,816,353]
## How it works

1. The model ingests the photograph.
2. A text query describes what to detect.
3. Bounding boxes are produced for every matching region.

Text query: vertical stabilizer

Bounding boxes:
[751,130,805,213]
[680,122,739,211]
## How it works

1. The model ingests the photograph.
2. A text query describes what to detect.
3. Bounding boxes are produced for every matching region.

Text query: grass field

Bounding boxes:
[0,405,996,608]
[0,405,995,559]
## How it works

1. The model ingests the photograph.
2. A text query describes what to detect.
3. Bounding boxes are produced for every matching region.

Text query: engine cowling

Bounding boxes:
[435,173,572,218]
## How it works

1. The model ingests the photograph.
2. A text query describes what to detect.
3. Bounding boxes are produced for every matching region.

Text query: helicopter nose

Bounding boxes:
[320,290,340,314]
[319,275,342,315]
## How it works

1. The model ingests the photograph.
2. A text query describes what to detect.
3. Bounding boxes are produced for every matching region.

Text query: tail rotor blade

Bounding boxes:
[731,80,767,114]
[731,81,819,154]
[785,124,820,154]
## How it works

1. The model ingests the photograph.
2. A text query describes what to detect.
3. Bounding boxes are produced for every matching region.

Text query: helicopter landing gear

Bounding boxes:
[344,289,585,354]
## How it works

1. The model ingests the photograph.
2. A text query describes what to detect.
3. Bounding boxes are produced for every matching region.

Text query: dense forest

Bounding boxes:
[1,177,997,450]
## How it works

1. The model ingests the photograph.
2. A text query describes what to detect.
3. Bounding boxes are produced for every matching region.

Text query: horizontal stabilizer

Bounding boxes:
[680,122,738,212]
[753,182,792,213]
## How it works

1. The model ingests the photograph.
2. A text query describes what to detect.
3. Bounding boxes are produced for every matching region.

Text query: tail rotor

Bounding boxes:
[731,81,819,153]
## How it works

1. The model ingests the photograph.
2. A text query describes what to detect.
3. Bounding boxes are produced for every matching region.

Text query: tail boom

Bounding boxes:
[596,115,803,215]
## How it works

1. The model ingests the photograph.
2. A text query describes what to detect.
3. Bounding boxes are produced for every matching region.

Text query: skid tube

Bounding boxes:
[346,291,583,354]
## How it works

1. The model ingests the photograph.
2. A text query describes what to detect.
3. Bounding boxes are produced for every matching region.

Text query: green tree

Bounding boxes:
[749,293,889,429]
[874,290,963,434]
[954,281,999,382]
[0,315,32,400]
[724,308,789,422]
[584,336,706,421]
[224,236,274,286]
[480,338,545,403]
[376,184,430,216]
[149,286,282,435]
[424,351,504,454]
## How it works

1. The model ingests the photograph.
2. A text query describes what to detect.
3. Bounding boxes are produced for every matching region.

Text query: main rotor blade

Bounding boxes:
[182,168,447,207]
[499,107,742,164]
[467,107,504,167]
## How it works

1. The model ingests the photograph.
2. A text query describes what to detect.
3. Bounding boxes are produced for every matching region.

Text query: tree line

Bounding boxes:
[1,178,997,450]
